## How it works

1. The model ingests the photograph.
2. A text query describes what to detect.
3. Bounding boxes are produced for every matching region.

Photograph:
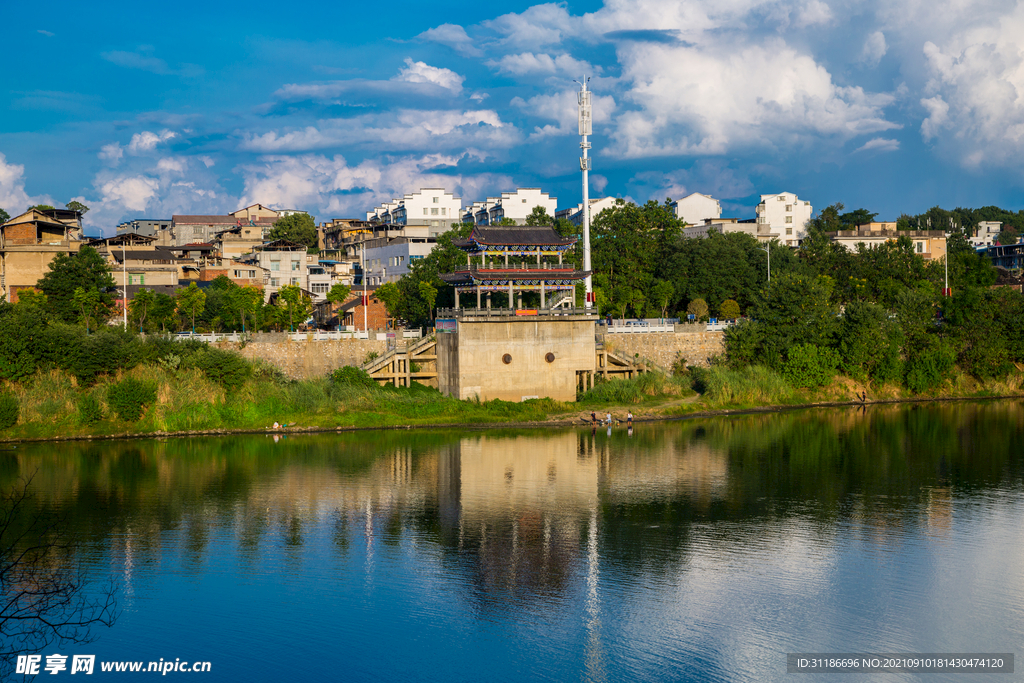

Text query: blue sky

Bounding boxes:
[3,0,1024,233]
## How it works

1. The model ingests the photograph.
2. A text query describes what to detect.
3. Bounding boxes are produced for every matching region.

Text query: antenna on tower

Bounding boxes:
[575,76,594,310]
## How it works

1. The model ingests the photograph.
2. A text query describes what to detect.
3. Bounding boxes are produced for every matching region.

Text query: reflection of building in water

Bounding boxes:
[925,487,952,536]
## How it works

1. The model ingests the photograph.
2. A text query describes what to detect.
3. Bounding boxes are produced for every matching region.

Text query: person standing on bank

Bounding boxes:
[627,411,633,426]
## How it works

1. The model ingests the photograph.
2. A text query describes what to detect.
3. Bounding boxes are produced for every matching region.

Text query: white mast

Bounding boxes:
[577,76,593,309]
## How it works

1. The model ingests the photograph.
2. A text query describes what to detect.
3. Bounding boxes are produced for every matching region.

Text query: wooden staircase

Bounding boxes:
[362,334,438,387]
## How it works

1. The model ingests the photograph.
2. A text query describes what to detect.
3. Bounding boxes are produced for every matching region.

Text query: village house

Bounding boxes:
[0,208,85,303]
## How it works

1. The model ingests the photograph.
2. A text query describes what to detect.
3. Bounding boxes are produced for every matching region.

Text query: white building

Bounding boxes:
[247,240,314,302]
[465,189,558,226]
[682,218,759,240]
[366,189,461,236]
[363,236,437,285]
[672,193,722,226]
[755,192,813,246]
[556,197,619,226]
[971,221,1002,248]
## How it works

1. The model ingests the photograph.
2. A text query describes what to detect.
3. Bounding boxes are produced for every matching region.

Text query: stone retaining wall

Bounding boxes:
[216,339,388,380]
[602,330,725,372]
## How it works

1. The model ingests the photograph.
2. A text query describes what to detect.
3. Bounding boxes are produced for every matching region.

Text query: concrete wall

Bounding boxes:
[438,317,596,402]
[217,338,388,380]
[602,330,725,370]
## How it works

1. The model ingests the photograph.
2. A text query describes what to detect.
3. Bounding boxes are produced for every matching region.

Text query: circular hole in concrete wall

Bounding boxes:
[545,352,555,363]
[502,353,512,364]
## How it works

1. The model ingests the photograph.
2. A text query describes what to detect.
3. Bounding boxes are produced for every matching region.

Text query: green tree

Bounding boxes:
[276,284,311,332]
[151,293,177,332]
[37,246,116,324]
[0,208,9,225]
[65,200,90,215]
[27,204,56,212]
[687,298,709,322]
[524,206,553,226]
[418,281,437,320]
[268,213,318,249]
[232,286,263,333]
[175,282,207,334]
[592,199,681,297]
[326,283,351,307]
[129,288,155,333]
[72,287,104,333]
[719,299,741,320]
[651,280,675,319]
[374,281,402,323]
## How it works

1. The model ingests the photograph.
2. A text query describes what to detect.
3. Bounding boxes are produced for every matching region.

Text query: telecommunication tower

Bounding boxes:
[576,76,593,309]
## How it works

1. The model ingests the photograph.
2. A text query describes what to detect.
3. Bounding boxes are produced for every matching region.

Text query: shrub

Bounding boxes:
[77,393,104,425]
[687,298,709,321]
[905,339,956,393]
[0,394,18,430]
[782,343,840,388]
[330,366,379,390]
[193,347,252,391]
[107,378,157,422]
[719,299,741,320]
[364,350,380,363]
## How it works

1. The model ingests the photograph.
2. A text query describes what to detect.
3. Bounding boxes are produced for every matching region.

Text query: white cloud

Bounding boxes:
[611,37,898,157]
[418,23,482,57]
[860,31,887,66]
[37,29,54,37]
[394,58,464,93]
[127,130,178,155]
[98,143,123,165]
[240,109,518,153]
[238,153,513,218]
[512,89,617,139]
[592,174,609,193]
[0,153,52,216]
[101,50,203,77]
[482,3,574,49]
[916,6,1024,165]
[854,137,900,152]
[920,96,950,142]
[487,52,600,76]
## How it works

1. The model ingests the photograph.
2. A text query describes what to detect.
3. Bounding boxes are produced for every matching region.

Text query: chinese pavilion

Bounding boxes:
[440,226,589,309]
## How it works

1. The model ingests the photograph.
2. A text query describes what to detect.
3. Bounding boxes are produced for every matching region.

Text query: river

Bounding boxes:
[3,401,1023,681]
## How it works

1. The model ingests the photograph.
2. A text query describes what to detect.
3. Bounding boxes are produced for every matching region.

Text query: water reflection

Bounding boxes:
[3,401,1024,681]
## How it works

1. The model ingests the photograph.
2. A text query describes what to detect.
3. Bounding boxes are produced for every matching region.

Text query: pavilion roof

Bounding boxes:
[453,226,576,250]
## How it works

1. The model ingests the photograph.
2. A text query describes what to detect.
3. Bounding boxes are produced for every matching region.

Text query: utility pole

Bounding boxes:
[762,242,771,282]
[122,242,128,330]
[576,76,593,310]
[361,242,368,335]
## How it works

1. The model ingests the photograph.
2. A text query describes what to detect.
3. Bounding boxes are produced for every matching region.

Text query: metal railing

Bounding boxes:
[437,307,597,318]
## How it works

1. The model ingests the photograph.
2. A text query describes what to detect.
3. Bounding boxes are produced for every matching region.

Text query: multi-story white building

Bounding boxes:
[362,236,437,285]
[485,189,558,225]
[555,197,619,226]
[246,240,313,302]
[971,221,1002,248]
[682,218,759,240]
[367,189,461,236]
[672,193,722,226]
[755,192,813,246]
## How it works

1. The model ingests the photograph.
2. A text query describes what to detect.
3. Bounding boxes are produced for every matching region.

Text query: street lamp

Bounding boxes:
[122,242,128,330]
[761,242,771,282]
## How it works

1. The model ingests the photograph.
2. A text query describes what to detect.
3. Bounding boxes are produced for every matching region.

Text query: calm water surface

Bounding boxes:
[5,401,1024,681]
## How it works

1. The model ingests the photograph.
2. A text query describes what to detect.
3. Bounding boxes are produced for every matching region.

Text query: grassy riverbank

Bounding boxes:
[2,360,1022,443]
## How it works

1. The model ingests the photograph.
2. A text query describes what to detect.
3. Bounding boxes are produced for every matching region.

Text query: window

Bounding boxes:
[431,207,439,215]
[311,282,329,294]
[291,261,300,271]
[128,274,144,285]
[433,196,439,203]
[270,278,280,287]
[785,205,792,212]
[917,242,923,253]
[785,216,793,224]
[441,208,446,216]
[786,228,793,235]
[423,208,428,215]
[193,226,203,234]
[777,196,785,201]
[270,261,280,271]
